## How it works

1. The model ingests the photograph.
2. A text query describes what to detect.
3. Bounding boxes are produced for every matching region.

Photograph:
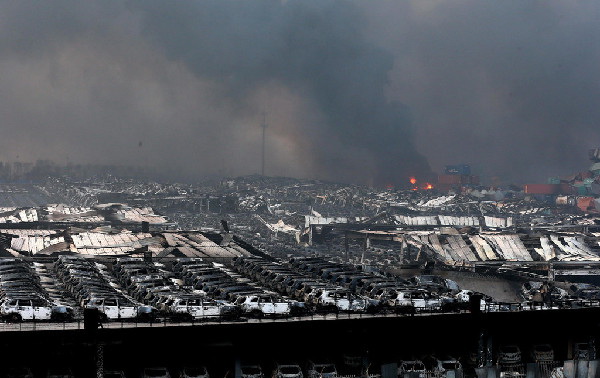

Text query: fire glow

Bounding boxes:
[409,177,433,190]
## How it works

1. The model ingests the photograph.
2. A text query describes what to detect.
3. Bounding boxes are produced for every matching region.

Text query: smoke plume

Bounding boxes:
[0,0,428,186]
[366,1,600,183]
[1,1,597,185]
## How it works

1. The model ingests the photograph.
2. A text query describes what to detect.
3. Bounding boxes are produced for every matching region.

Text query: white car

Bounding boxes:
[1,298,53,321]
[314,289,367,312]
[167,297,222,320]
[497,345,522,364]
[104,370,127,378]
[180,366,209,378]
[240,365,264,378]
[272,362,303,378]
[142,367,171,378]
[84,297,138,320]
[531,344,554,362]
[236,295,291,316]
[398,360,426,378]
[306,361,337,378]
[388,289,442,312]
[437,358,462,374]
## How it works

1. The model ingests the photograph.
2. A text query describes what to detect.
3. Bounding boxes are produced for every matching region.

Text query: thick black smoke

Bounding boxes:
[2,1,595,186]
[0,0,429,186]
[366,1,600,184]
[134,0,429,185]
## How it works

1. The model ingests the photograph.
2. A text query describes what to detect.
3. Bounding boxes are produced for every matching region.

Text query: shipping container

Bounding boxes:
[445,164,471,175]
[575,185,589,195]
[559,183,574,194]
[438,175,462,184]
[438,174,480,185]
[524,184,560,195]
[577,197,595,212]
[590,163,600,175]
[548,177,561,184]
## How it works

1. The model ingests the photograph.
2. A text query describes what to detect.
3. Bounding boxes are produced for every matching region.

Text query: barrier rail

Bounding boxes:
[0,300,599,332]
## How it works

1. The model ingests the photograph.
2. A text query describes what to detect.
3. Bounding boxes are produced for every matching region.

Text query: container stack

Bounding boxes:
[437,165,480,192]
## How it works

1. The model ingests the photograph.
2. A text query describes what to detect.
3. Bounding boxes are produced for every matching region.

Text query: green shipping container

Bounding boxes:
[548,177,561,184]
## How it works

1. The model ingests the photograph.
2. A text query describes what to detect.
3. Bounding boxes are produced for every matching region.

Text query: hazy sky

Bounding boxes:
[0,1,598,185]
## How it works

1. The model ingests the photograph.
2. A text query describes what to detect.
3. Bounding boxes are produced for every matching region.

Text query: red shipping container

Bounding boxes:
[558,183,574,194]
[524,184,560,194]
[438,175,462,184]
[577,197,595,212]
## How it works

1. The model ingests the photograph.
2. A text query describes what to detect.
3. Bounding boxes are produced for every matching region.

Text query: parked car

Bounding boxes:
[272,362,303,378]
[497,345,522,364]
[1,297,53,321]
[240,365,264,378]
[235,294,291,317]
[306,361,337,378]
[573,342,591,360]
[104,370,127,378]
[141,367,171,378]
[180,366,209,378]
[398,360,426,378]
[531,344,554,362]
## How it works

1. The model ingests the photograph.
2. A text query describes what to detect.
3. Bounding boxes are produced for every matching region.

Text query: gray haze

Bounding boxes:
[0,1,598,185]
[367,1,600,183]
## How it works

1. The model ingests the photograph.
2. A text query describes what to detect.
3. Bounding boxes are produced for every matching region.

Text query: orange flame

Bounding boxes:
[409,177,417,185]
[424,183,434,190]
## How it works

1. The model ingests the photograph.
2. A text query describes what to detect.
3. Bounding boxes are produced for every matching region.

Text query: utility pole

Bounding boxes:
[261,112,267,176]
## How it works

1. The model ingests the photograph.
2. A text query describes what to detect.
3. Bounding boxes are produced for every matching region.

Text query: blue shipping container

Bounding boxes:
[445,164,471,175]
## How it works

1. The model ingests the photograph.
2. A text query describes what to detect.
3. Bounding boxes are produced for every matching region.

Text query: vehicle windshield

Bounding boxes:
[442,362,459,370]
[280,366,300,374]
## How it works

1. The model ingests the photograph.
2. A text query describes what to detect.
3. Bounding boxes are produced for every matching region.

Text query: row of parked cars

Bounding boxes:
[113,257,240,321]
[233,256,477,314]
[9,254,585,323]
[0,259,73,322]
[520,281,600,308]
[234,256,389,313]
[54,256,153,321]
[290,257,457,313]
[172,258,304,318]
[0,365,209,378]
